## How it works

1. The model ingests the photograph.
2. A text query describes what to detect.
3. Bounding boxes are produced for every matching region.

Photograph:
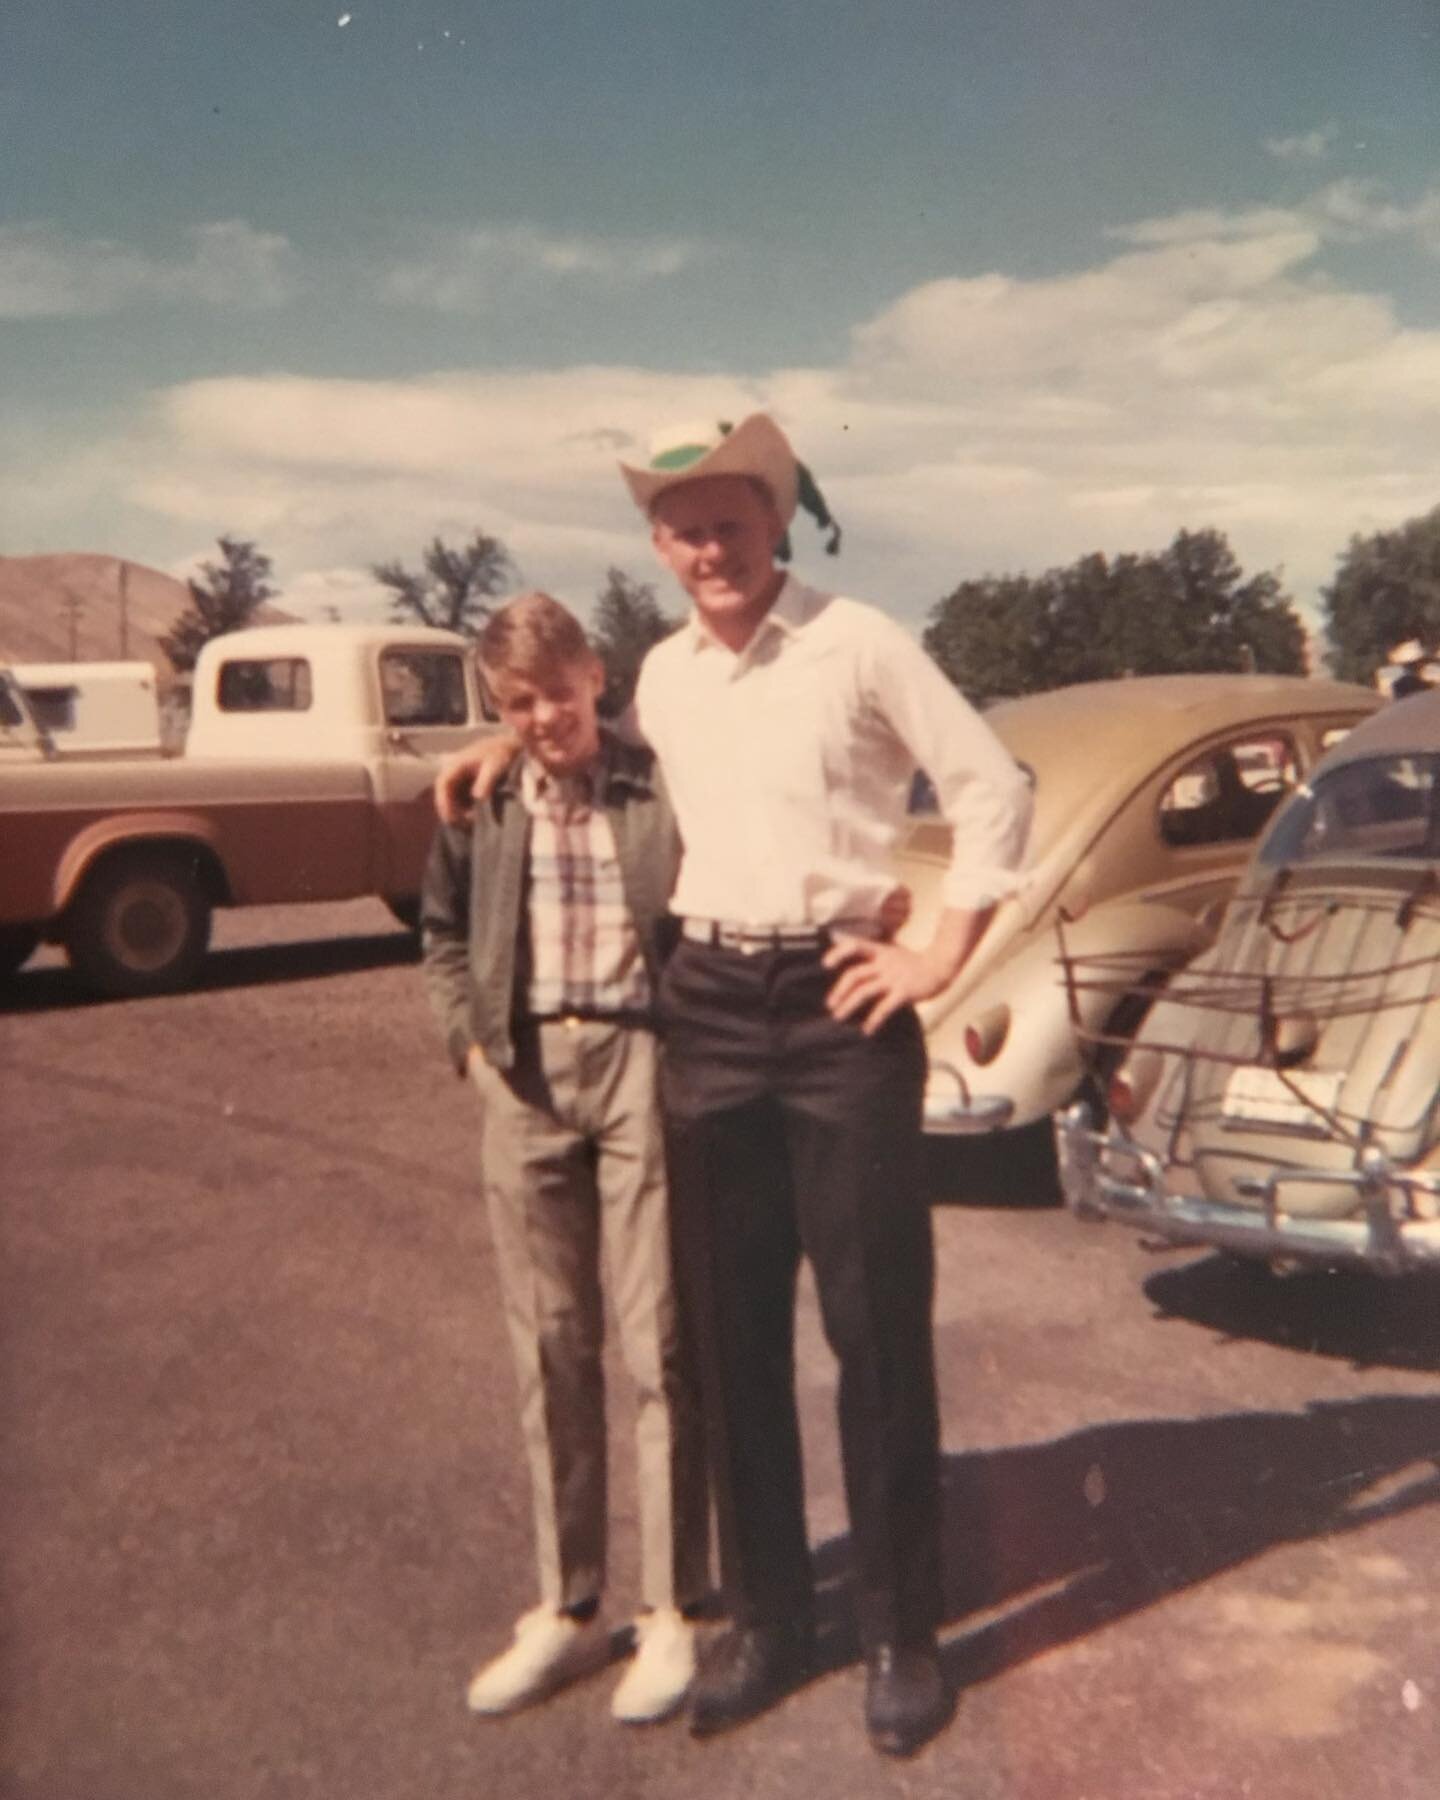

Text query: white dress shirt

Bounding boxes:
[635,577,1032,928]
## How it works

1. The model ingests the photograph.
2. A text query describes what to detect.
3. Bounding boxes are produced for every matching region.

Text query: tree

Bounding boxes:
[1322,505,1440,683]
[923,528,1305,704]
[161,536,276,674]
[590,567,679,714]
[371,531,516,637]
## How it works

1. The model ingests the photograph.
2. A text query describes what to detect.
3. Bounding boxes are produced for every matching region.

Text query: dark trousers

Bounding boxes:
[658,936,943,1651]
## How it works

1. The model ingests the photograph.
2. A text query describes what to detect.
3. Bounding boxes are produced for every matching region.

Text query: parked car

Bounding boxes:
[1057,688,1440,1272]
[895,673,1378,1137]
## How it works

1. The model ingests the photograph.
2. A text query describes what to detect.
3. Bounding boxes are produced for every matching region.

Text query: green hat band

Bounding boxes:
[650,443,715,472]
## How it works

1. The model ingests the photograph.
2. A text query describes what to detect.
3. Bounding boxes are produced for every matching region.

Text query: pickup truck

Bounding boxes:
[1,623,489,996]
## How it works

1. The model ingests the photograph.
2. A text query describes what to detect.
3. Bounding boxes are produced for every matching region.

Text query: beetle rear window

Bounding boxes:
[1259,753,1440,866]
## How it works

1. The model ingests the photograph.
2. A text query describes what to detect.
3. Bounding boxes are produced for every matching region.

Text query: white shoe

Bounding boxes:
[465,1605,608,1715]
[610,1608,698,1724]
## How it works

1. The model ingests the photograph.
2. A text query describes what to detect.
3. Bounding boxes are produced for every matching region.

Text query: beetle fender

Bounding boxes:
[926,901,1213,1129]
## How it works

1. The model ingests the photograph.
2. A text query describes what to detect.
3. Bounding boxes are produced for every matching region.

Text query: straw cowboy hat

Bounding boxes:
[618,414,801,525]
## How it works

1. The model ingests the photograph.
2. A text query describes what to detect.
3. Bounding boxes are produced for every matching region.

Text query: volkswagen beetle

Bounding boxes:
[896,673,1377,1138]
[1058,688,1440,1272]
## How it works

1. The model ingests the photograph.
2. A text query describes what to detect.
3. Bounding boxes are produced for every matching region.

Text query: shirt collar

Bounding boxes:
[511,725,650,808]
[682,574,810,658]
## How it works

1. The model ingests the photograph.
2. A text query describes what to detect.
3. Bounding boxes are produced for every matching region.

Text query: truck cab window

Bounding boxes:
[217,659,313,712]
[380,650,468,727]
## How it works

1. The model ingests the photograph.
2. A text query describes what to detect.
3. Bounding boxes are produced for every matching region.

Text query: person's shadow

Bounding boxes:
[807,1393,1440,1690]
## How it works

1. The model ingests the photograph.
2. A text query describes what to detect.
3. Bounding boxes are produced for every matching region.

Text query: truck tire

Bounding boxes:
[0,925,40,980]
[386,896,421,933]
[65,848,213,998]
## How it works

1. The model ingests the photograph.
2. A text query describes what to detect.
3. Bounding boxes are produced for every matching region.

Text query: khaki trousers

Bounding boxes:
[472,1019,708,1613]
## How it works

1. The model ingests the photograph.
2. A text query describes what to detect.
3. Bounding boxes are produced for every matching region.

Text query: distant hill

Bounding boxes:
[0,553,293,684]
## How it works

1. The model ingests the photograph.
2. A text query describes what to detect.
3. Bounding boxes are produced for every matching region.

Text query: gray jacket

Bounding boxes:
[420,729,680,1073]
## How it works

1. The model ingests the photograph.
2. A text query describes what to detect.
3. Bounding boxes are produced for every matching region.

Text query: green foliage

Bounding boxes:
[590,567,679,715]
[161,536,276,673]
[1321,505,1440,683]
[372,532,516,636]
[923,528,1305,704]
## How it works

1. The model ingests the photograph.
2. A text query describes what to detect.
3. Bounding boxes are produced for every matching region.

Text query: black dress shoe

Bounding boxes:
[688,1623,815,1737]
[864,1638,952,1758]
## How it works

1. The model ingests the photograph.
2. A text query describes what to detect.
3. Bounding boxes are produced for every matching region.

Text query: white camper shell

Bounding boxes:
[13,661,162,758]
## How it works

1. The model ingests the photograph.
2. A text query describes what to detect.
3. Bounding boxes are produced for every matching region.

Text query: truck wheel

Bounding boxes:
[386,897,421,933]
[0,925,40,980]
[65,849,213,998]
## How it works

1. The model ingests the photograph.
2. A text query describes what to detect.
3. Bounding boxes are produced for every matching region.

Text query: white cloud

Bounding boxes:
[1311,178,1440,255]
[1120,180,1440,260]
[380,225,709,313]
[34,182,1440,631]
[0,221,295,318]
[1265,123,1339,163]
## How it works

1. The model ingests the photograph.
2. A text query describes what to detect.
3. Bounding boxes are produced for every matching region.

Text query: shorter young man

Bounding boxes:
[420,592,707,1723]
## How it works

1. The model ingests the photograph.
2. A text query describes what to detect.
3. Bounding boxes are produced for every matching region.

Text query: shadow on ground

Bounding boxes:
[1142,1251,1440,1375]
[0,930,418,1015]
[806,1392,1440,1690]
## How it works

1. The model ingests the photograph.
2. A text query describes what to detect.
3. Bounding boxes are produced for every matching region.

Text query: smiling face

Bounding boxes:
[649,473,786,649]
[484,652,604,778]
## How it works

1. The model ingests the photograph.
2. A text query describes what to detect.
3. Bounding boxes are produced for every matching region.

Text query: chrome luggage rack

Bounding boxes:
[1054,881,1440,1146]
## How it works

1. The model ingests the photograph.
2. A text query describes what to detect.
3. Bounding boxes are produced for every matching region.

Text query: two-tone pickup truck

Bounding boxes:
[1,623,490,996]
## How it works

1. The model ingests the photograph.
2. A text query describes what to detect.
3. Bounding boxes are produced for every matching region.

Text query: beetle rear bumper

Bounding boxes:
[1056,1102,1440,1275]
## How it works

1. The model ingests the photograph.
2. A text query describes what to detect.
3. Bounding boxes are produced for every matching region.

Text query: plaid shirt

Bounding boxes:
[520,750,651,1018]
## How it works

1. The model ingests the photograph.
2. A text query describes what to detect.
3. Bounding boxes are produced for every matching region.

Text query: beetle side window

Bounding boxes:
[380,649,468,727]
[1159,734,1298,847]
[1260,754,1440,866]
[217,658,313,711]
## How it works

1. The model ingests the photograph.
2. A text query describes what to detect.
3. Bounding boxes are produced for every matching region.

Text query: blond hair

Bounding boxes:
[477,591,594,680]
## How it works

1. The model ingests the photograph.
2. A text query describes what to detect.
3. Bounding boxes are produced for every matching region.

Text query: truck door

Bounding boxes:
[372,645,489,900]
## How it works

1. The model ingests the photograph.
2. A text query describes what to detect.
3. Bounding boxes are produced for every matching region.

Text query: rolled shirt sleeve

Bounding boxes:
[861,614,1033,911]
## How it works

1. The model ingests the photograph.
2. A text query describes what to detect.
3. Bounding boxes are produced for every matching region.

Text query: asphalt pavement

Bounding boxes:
[3,901,1439,1800]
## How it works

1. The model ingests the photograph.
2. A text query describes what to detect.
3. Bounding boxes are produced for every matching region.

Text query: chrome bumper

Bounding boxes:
[1056,1102,1440,1275]
[922,1060,1015,1135]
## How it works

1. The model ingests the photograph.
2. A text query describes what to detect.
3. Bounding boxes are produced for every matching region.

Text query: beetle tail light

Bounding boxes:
[1107,1047,1162,1124]
[964,1004,1011,1067]
[1107,1070,1141,1124]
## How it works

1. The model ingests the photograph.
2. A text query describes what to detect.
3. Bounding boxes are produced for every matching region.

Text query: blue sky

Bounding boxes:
[5,0,1440,635]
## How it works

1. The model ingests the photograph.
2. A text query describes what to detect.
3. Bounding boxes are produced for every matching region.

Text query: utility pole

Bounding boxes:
[62,592,84,660]
[118,558,130,657]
